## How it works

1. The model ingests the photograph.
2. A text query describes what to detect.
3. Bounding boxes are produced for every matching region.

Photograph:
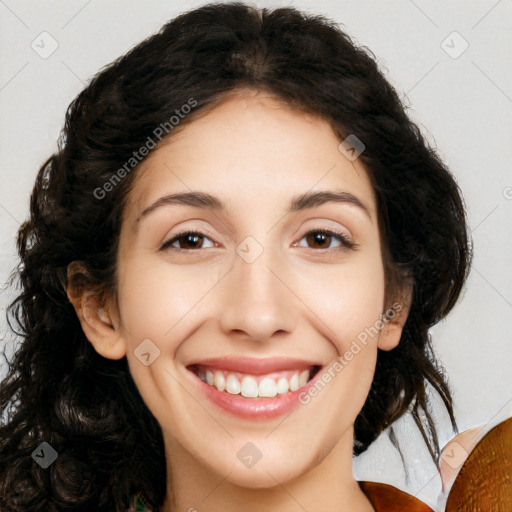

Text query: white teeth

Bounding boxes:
[226,374,241,394]
[240,376,259,397]
[213,370,225,391]
[197,367,316,397]
[258,378,277,397]
[289,373,299,391]
[299,369,309,387]
[276,377,289,394]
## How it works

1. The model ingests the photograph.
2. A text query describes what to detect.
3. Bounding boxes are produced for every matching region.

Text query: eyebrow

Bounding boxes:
[134,189,371,227]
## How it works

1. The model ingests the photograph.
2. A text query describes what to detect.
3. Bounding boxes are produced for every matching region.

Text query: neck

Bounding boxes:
[160,427,375,512]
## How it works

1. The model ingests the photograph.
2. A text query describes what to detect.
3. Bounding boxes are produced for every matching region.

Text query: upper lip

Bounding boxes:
[186,356,322,375]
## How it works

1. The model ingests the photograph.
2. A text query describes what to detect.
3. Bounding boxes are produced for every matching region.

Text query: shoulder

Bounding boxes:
[439,424,484,491]
[359,481,435,512]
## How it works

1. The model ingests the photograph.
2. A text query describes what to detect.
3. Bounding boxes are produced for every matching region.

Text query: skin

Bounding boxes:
[69,89,411,512]
[439,426,484,491]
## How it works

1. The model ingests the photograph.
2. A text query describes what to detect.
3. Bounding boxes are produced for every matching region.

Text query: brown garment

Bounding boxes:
[359,481,435,511]
[360,416,512,512]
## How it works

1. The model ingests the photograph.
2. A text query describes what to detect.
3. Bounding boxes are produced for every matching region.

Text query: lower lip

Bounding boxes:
[185,367,323,420]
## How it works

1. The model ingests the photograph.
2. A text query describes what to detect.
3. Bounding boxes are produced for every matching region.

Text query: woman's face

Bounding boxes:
[112,90,395,489]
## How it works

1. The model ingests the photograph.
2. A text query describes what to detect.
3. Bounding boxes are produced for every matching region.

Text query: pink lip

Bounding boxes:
[185,356,320,375]
[185,362,323,420]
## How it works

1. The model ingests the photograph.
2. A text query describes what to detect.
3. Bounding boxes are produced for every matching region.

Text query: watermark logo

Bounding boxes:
[32,442,58,468]
[237,442,262,468]
[134,338,161,366]
[236,236,264,264]
[338,134,365,161]
[31,31,59,59]
[441,31,469,60]
[441,440,469,469]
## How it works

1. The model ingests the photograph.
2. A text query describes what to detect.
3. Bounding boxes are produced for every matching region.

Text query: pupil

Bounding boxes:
[309,232,329,248]
[184,234,201,248]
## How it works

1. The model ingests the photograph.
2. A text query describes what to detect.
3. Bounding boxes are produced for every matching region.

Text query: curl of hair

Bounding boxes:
[0,2,471,511]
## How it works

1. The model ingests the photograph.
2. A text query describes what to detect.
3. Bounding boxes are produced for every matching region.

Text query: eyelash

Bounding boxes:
[160,228,356,252]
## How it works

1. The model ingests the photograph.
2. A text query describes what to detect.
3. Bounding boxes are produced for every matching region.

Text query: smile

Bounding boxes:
[185,358,324,420]
[189,365,321,398]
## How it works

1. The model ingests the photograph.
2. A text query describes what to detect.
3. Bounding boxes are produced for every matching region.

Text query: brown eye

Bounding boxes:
[298,229,354,250]
[306,232,332,249]
[161,231,215,251]
[176,233,204,249]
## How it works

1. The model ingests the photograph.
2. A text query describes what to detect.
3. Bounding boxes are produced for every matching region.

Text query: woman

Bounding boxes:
[3,2,504,511]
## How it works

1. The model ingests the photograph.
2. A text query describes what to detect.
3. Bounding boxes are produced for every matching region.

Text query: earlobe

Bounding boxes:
[377,287,412,351]
[66,283,126,361]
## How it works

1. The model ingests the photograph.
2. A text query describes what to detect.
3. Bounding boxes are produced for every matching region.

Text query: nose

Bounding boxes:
[217,245,297,343]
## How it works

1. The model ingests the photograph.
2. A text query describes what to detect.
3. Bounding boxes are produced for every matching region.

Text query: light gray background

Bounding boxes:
[1,1,511,510]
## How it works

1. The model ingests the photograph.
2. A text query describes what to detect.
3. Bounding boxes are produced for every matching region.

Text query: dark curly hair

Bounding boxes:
[0,2,471,511]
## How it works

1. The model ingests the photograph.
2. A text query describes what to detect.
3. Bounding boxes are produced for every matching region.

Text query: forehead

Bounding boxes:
[124,91,377,223]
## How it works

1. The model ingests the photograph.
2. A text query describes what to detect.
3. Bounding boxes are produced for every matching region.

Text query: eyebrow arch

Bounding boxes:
[134,189,371,227]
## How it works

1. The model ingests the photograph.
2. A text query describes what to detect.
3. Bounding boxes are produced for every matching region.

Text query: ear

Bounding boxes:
[377,284,412,351]
[66,263,126,360]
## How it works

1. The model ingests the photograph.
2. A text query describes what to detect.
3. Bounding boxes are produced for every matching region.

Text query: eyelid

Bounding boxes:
[160,229,218,251]
[294,226,356,250]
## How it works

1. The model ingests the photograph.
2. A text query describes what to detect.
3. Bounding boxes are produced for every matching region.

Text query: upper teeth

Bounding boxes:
[197,369,311,398]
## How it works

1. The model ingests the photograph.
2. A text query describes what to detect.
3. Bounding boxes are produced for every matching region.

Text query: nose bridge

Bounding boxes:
[218,235,296,341]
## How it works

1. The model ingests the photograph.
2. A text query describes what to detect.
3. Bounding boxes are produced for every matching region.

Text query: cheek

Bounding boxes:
[296,255,386,352]
[288,256,384,415]
[116,256,218,341]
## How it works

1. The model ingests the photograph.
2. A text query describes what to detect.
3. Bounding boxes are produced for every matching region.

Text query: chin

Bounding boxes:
[211,446,316,489]
[226,465,304,490]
